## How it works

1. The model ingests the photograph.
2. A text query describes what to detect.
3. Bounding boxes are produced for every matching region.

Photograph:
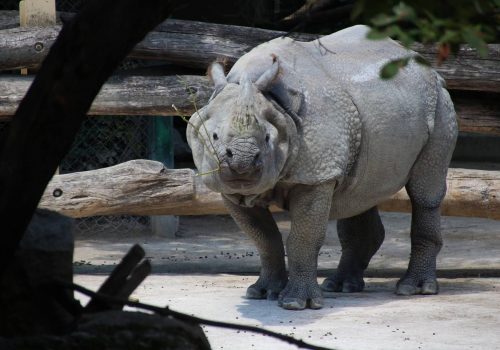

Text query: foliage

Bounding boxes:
[351,0,499,78]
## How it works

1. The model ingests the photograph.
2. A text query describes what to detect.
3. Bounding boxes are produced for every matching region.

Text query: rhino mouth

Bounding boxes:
[219,168,262,189]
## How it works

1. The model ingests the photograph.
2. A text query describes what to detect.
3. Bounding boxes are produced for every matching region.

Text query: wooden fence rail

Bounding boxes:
[1,75,499,135]
[0,75,211,118]
[39,160,500,220]
[0,11,499,92]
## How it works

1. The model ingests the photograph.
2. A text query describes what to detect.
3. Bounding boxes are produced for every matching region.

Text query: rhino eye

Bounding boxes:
[213,132,219,141]
[265,133,270,143]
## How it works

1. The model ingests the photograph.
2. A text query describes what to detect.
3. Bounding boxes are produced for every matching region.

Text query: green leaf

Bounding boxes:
[392,2,417,21]
[414,55,431,66]
[462,26,489,57]
[380,61,399,79]
[371,13,397,27]
[391,25,415,47]
[380,58,410,79]
[438,29,460,44]
[366,28,389,40]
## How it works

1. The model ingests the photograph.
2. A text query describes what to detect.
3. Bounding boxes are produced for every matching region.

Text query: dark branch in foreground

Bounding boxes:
[279,1,353,31]
[61,281,336,350]
[0,0,174,276]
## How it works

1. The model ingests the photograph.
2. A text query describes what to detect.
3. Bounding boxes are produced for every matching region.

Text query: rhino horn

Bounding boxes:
[208,61,227,92]
[230,73,260,132]
[255,54,279,91]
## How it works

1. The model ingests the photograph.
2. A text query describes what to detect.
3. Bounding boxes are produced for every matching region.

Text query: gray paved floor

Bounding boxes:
[74,275,500,350]
[73,212,500,349]
[74,212,500,275]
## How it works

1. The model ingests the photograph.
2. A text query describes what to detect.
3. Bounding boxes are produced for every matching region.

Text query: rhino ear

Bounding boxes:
[255,54,279,91]
[207,61,227,95]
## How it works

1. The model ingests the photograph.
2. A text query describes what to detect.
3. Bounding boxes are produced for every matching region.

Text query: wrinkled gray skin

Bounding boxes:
[187,25,458,310]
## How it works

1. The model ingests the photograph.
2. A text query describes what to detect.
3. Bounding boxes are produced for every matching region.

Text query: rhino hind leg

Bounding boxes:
[396,181,445,296]
[321,207,385,293]
[396,86,458,296]
[222,196,288,300]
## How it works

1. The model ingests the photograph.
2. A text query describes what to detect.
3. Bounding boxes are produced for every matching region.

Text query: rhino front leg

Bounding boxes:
[222,196,287,300]
[279,182,335,310]
[321,206,385,293]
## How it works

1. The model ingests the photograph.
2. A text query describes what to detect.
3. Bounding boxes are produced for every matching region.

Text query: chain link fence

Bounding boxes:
[0,0,170,235]
[60,116,153,235]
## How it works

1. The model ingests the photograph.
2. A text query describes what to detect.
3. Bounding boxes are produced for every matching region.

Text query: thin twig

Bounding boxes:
[61,281,336,350]
[175,76,221,176]
[172,104,221,177]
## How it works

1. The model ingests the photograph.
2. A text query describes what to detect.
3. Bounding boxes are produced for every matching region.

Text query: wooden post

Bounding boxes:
[19,0,58,173]
[19,0,56,75]
[148,117,179,238]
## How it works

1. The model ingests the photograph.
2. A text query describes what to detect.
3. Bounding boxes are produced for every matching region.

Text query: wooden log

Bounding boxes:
[0,11,20,30]
[412,43,500,93]
[0,75,211,118]
[0,26,61,71]
[379,168,500,220]
[39,159,500,220]
[451,91,500,136]
[40,159,225,217]
[0,14,498,92]
[1,75,498,136]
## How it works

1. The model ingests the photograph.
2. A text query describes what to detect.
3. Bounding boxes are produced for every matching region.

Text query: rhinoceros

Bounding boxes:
[186,25,458,310]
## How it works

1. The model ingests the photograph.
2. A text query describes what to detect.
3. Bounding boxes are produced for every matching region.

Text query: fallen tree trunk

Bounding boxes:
[0,14,498,92]
[39,160,500,220]
[40,160,224,217]
[1,75,498,135]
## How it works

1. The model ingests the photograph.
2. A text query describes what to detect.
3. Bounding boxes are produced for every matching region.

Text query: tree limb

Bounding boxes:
[0,0,175,275]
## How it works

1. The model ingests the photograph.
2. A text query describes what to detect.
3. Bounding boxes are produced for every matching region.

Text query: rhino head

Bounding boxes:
[187,56,298,197]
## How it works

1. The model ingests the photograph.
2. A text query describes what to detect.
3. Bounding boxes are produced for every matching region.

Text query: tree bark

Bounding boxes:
[1,14,498,92]
[0,1,174,275]
[39,160,500,220]
[1,75,498,135]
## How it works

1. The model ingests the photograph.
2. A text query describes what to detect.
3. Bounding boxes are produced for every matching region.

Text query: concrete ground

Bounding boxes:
[73,212,500,350]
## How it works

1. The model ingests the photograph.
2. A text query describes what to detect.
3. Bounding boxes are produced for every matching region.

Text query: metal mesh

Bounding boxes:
[60,116,152,235]
[0,115,154,235]
[60,116,150,173]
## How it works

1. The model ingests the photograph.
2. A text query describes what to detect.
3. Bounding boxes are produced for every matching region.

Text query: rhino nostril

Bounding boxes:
[253,152,260,163]
[226,148,233,158]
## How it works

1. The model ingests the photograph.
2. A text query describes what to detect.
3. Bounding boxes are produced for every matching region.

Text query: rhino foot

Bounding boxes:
[246,275,287,300]
[396,276,439,296]
[321,273,365,293]
[278,279,324,310]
